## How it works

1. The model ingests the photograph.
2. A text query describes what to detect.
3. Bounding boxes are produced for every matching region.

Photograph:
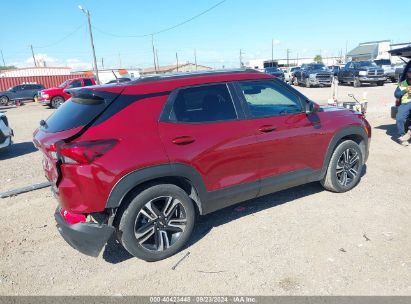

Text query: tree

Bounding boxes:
[313,55,323,63]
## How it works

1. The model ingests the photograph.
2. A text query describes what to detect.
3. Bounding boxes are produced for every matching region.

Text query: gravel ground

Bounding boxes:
[0,83,410,295]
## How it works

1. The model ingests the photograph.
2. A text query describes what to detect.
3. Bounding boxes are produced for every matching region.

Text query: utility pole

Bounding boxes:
[151,34,157,73]
[78,5,100,84]
[0,50,5,66]
[288,49,291,67]
[194,49,197,71]
[155,49,159,71]
[101,57,104,69]
[271,39,274,63]
[176,52,179,72]
[239,49,243,68]
[30,45,37,67]
[118,52,122,68]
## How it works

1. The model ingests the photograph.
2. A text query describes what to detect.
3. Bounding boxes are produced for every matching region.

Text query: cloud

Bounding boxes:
[26,53,58,66]
[65,58,91,70]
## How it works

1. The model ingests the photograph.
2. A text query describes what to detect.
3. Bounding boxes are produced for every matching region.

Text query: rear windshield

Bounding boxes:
[42,97,106,133]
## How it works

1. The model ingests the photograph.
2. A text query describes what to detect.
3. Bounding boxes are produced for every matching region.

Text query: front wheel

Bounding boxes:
[353,77,361,88]
[51,96,64,109]
[305,77,311,88]
[321,140,364,193]
[377,81,384,86]
[117,184,195,261]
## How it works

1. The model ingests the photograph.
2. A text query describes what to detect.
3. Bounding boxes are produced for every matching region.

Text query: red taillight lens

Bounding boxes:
[59,139,118,164]
[60,208,86,224]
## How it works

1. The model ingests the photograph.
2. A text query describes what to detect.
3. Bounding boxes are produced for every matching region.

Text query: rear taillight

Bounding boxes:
[59,139,118,164]
[60,208,86,224]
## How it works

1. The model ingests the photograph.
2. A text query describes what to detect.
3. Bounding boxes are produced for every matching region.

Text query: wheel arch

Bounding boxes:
[106,163,207,219]
[321,126,369,179]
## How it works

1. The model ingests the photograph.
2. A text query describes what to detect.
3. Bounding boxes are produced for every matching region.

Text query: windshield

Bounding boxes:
[308,64,327,70]
[265,67,281,72]
[356,61,377,67]
[374,59,391,66]
[57,80,70,88]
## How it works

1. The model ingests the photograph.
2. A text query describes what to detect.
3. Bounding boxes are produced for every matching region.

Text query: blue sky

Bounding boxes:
[1,0,408,70]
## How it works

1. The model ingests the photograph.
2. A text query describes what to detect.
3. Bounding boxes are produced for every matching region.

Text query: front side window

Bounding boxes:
[170,84,237,123]
[238,80,302,118]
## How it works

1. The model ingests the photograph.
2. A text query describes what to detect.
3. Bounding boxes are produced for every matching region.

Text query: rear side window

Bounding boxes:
[43,96,107,133]
[169,84,237,123]
[83,79,93,86]
[66,80,82,89]
[238,80,302,118]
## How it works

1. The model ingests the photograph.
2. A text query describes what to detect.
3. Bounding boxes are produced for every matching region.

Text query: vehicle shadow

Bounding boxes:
[0,142,37,160]
[374,123,398,143]
[102,182,325,264]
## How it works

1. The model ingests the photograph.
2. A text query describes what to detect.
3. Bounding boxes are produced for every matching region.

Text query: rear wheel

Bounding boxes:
[321,140,363,193]
[51,96,64,109]
[117,184,195,261]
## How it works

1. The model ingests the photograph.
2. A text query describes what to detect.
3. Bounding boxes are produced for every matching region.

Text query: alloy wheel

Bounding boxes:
[134,196,187,252]
[335,148,360,186]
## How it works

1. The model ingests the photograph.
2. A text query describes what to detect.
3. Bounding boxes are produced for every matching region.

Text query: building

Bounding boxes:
[140,63,211,75]
[346,40,391,62]
[0,67,72,77]
[78,68,141,84]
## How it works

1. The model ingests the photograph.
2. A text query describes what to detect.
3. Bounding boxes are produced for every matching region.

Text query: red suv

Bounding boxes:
[38,77,96,108]
[33,70,371,261]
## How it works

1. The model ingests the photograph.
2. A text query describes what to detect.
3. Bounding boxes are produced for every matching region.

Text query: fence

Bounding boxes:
[0,74,87,91]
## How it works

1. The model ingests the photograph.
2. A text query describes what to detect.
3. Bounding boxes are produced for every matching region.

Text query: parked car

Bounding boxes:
[373,59,396,82]
[0,84,45,105]
[328,65,342,77]
[289,66,301,85]
[106,77,132,84]
[263,67,284,81]
[293,63,333,87]
[0,112,13,152]
[33,69,371,261]
[388,46,411,130]
[338,61,385,87]
[38,77,96,108]
[394,63,405,83]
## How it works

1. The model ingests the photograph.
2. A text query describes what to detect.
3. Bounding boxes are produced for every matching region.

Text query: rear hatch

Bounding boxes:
[33,86,125,187]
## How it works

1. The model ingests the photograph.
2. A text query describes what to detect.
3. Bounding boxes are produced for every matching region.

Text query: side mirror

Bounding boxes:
[305,100,319,115]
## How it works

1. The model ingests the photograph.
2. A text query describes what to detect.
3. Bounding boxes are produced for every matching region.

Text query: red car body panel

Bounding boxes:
[33,71,371,217]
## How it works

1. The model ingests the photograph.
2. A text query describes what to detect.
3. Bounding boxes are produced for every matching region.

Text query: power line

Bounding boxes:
[92,0,227,38]
[34,23,86,49]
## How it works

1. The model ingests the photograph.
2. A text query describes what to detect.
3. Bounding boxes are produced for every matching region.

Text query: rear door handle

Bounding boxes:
[258,125,276,133]
[172,136,195,145]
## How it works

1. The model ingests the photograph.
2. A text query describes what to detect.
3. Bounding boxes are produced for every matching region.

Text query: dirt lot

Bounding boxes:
[0,82,410,295]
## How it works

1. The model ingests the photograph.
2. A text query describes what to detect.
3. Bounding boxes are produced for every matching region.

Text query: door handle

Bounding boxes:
[258,125,276,133]
[172,136,195,145]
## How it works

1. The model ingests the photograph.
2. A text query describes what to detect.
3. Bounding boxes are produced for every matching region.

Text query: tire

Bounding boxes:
[353,77,361,88]
[33,94,38,102]
[377,81,384,86]
[321,140,363,193]
[293,77,298,86]
[305,77,311,88]
[51,96,64,109]
[117,184,195,262]
[0,95,9,106]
